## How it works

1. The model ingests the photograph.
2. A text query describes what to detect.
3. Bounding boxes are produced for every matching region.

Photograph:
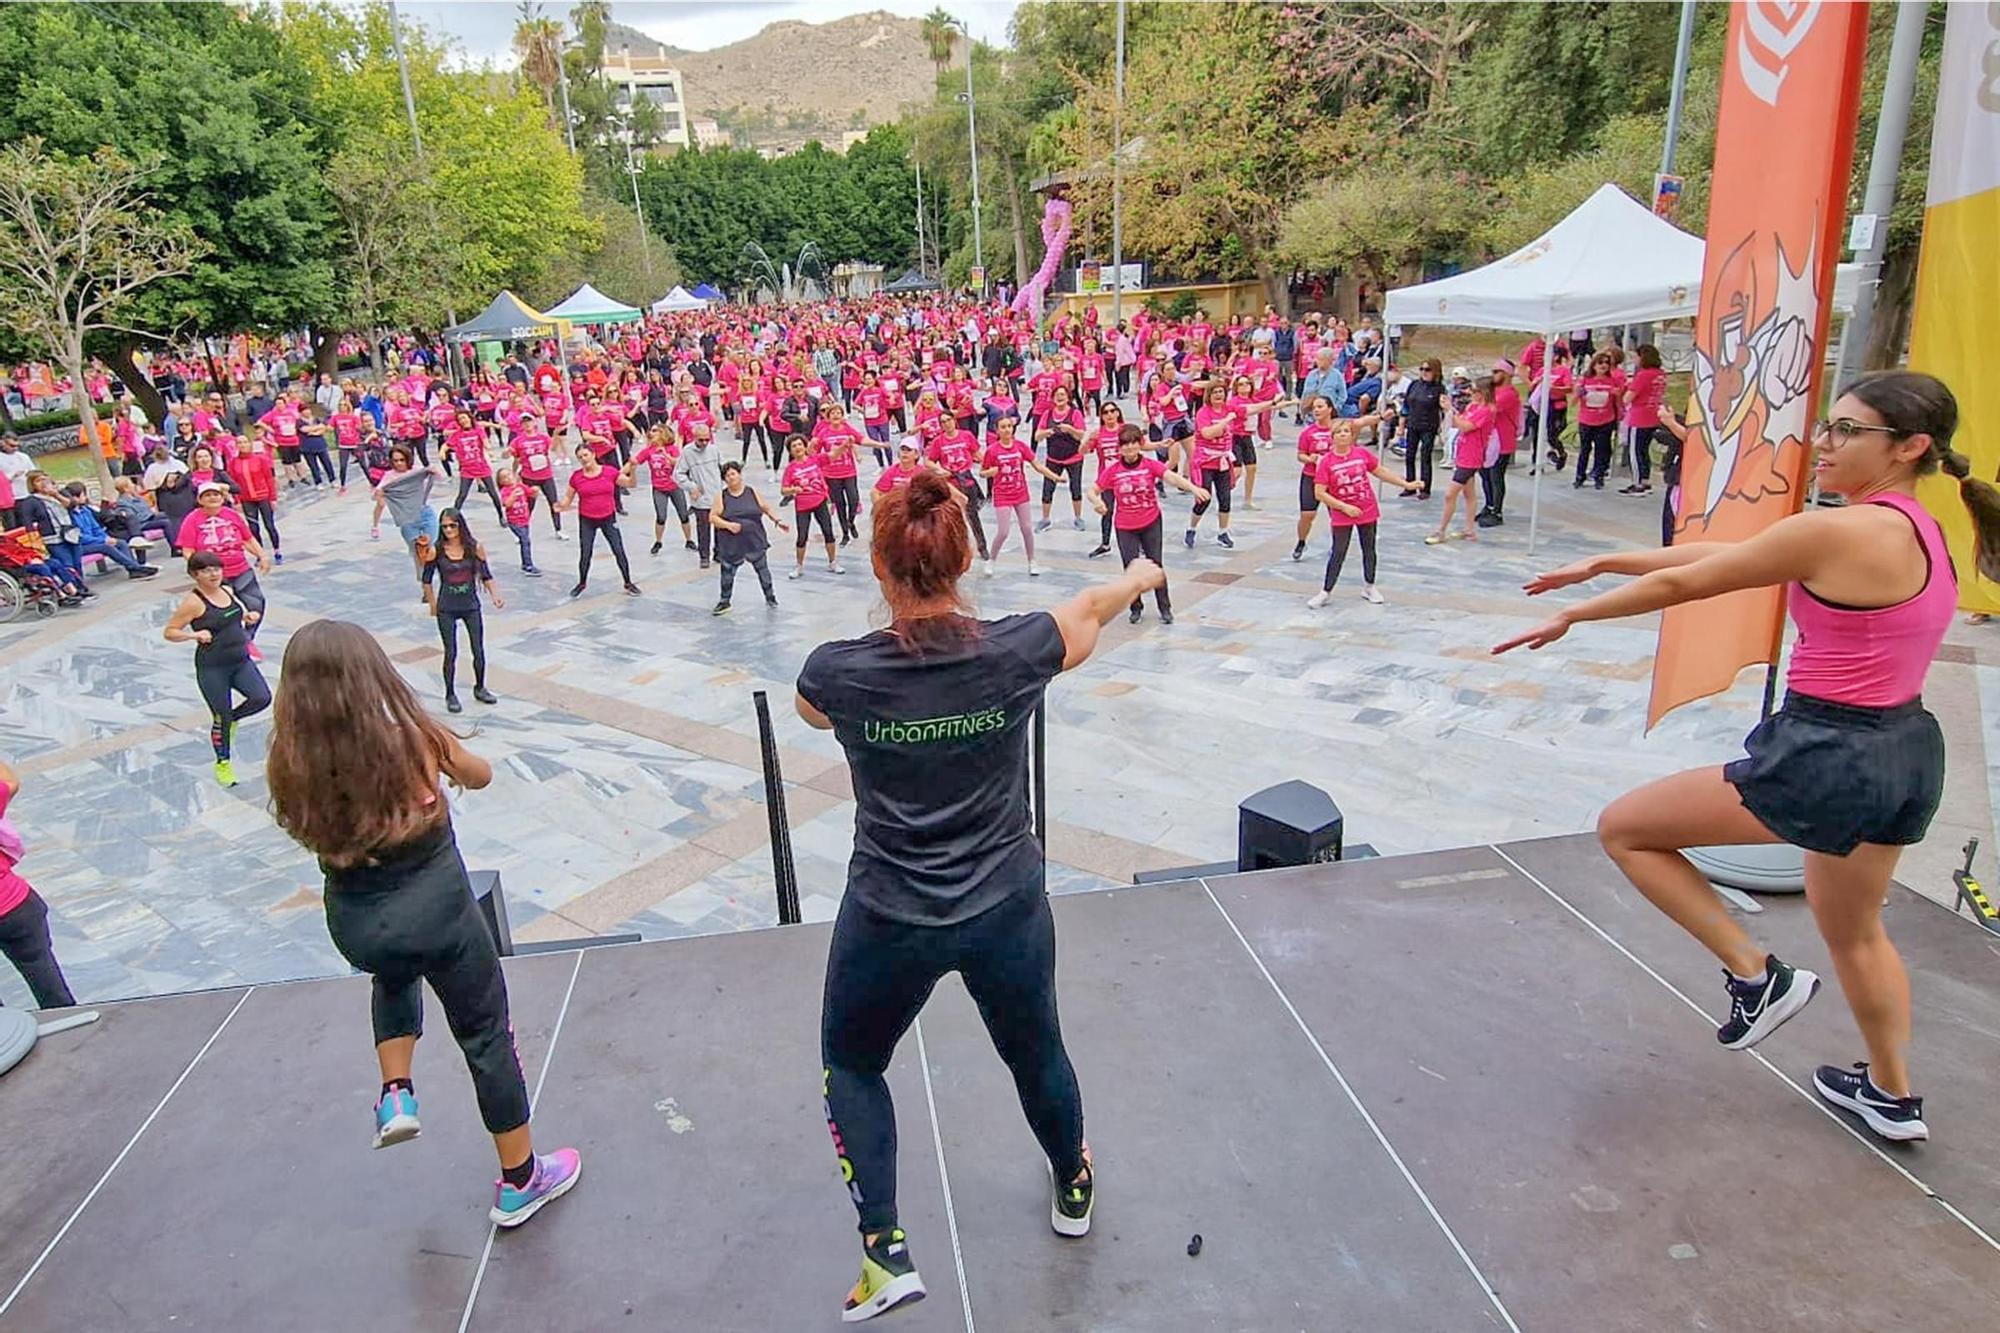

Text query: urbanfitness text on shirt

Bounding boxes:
[863,708,1007,745]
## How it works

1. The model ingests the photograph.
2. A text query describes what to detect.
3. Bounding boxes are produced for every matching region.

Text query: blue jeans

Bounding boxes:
[397,506,439,553]
[77,538,143,571]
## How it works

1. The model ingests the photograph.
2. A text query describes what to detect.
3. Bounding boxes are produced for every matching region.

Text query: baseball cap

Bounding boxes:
[197,480,229,496]
[1449,365,1470,380]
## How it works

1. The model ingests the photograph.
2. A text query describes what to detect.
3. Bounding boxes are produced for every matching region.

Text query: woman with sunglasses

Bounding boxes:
[1496,373,1999,1145]
[1085,401,1128,558]
[421,508,503,714]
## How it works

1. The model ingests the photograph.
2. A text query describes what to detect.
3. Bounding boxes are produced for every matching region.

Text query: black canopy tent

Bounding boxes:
[882,269,943,294]
[443,290,566,343]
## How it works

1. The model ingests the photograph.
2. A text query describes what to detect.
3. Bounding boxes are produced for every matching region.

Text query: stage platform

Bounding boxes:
[4,833,1997,1332]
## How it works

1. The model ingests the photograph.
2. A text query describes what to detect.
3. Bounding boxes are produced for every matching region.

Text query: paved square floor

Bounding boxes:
[4,410,1996,1005]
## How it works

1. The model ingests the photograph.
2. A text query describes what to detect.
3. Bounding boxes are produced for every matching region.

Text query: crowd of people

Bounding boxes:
[2,285,1993,1325]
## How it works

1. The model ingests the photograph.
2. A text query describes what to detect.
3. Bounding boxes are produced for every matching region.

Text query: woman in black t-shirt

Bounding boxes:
[420,509,504,714]
[795,469,1163,1324]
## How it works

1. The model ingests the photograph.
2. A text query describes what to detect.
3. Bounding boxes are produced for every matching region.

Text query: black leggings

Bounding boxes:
[338,449,361,486]
[323,836,530,1134]
[952,477,988,558]
[795,504,836,549]
[822,888,1084,1234]
[226,571,265,641]
[437,605,486,693]
[1323,521,1378,590]
[455,474,507,524]
[1404,426,1437,492]
[1576,422,1615,483]
[577,514,632,585]
[1629,425,1657,483]
[718,549,773,603]
[526,476,562,531]
[740,420,770,466]
[241,499,280,553]
[1116,518,1170,615]
[194,658,272,760]
[828,476,861,540]
[1482,452,1512,515]
[1191,465,1233,517]
[0,890,75,1009]
[1041,456,1084,505]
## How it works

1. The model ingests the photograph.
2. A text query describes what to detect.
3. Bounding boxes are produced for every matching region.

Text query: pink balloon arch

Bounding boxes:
[1010,198,1073,328]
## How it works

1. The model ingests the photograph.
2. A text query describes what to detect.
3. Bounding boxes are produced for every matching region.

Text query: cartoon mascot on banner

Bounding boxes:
[1679,230,1821,539]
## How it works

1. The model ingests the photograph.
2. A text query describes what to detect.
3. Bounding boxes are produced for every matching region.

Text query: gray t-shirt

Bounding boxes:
[378,467,435,527]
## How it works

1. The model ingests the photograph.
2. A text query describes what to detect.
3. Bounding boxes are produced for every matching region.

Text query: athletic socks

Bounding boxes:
[1730,968,1769,988]
[500,1156,536,1189]
[381,1078,414,1097]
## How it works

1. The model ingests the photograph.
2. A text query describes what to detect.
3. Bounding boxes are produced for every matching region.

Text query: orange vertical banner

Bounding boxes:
[1648,0,1869,728]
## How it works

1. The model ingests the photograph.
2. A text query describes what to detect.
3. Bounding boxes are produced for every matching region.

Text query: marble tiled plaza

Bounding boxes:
[5,416,1996,1007]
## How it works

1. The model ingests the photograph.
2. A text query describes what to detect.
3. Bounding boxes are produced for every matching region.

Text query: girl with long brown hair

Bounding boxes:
[267,620,581,1227]
[795,470,1164,1321]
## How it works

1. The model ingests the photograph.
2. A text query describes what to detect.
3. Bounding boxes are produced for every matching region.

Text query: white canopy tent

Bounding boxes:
[651,285,710,313]
[1383,183,1706,550]
[545,283,643,324]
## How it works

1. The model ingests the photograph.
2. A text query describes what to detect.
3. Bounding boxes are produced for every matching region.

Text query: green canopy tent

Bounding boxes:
[544,284,645,326]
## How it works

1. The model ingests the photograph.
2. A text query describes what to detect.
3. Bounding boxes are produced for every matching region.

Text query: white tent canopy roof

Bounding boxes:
[651,285,710,312]
[545,283,643,323]
[1383,183,1704,334]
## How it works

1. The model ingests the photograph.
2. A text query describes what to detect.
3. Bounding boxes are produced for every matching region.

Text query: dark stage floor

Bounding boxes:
[4,834,1997,1331]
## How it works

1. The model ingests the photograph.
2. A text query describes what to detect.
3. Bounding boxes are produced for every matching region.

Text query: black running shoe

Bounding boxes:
[712,600,731,616]
[623,582,642,597]
[1717,955,1819,1050]
[1813,1062,1928,1142]
[569,582,586,599]
[1051,1151,1093,1238]
[1088,544,1110,559]
[1128,607,1142,625]
[1160,610,1173,625]
[650,541,663,555]
[1291,541,1305,561]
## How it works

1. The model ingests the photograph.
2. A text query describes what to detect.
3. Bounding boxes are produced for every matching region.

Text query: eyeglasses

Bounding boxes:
[1811,418,1901,444]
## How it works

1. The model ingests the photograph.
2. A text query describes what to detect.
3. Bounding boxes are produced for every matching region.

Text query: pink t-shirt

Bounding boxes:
[447,427,491,478]
[874,462,921,495]
[632,443,681,492]
[511,431,555,482]
[782,455,828,511]
[569,466,620,521]
[1491,384,1522,456]
[0,780,28,918]
[1099,457,1167,530]
[1576,374,1621,428]
[1315,447,1380,527]
[927,430,980,476]
[983,441,1033,507]
[1454,404,1495,469]
[1296,422,1333,478]
[1191,406,1236,473]
[814,423,861,480]
[1625,367,1666,428]
[176,505,255,577]
[500,483,532,528]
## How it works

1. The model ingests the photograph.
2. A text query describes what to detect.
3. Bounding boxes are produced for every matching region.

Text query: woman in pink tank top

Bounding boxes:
[1495,373,2000,1145]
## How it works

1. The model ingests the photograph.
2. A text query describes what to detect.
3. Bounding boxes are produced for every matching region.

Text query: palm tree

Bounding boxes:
[570,0,611,78]
[921,8,957,78]
[513,2,564,111]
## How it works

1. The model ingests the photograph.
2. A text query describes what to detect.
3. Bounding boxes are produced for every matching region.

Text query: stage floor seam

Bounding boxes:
[0,985,258,1320]
[457,951,586,1333]
[915,1018,978,1333]
[1197,877,1525,1333]
[1489,843,2000,1256]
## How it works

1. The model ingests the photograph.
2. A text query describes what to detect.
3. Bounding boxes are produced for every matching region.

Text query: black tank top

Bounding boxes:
[189,587,249,667]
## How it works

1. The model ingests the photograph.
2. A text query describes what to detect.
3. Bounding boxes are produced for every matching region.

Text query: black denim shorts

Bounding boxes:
[1724,692,1945,855]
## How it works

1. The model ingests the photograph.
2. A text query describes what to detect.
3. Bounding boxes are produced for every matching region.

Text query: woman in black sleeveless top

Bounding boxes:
[709,459,788,615]
[162,550,271,789]
[266,619,581,1230]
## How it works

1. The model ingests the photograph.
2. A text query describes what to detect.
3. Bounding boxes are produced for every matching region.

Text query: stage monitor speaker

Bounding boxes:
[1238,781,1344,872]
[469,870,515,957]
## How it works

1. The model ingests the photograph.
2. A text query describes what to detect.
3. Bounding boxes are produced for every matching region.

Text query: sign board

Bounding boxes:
[1651,172,1684,220]
[1845,212,1878,253]
[1076,262,1143,292]
[968,264,986,290]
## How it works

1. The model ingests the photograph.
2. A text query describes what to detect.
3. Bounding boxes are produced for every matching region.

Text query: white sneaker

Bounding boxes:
[1306,590,1330,610]
[1361,585,1385,604]
[983,560,995,578]
[1028,561,1041,577]
[829,563,845,575]
[788,567,802,580]
[553,530,568,542]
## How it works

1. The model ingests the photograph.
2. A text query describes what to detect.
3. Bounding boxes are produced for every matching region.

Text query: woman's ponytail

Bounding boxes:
[1942,448,2000,583]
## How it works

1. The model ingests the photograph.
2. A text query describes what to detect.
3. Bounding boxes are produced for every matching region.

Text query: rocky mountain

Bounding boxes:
[605,10,957,150]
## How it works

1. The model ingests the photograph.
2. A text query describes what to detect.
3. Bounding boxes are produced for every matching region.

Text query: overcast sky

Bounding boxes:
[387,1,1022,68]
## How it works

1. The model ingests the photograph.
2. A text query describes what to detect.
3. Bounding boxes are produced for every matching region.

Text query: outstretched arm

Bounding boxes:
[1051,560,1167,670]
[1495,510,1837,653]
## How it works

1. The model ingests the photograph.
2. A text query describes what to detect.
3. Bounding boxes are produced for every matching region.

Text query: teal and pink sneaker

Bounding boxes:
[372,1086,421,1150]
[490,1148,583,1228]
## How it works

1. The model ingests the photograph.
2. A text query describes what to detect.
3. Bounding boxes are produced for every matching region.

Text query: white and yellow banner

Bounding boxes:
[1910,0,2000,614]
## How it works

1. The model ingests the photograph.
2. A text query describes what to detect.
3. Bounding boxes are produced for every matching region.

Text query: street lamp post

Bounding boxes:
[389,1,458,378]
[620,47,656,279]
[1111,0,1126,324]
[950,18,983,292]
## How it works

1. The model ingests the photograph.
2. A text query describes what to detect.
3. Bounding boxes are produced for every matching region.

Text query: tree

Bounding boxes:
[921,8,958,77]
[0,2,337,423]
[513,2,568,134]
[1061,3,1350,304]
[326,146,464,381]
[532,191,679,310]
[1280,161,1486,292]
[1272,2,1488,126]
[0,140,205,495]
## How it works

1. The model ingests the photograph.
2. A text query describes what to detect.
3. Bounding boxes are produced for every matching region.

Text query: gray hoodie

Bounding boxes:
[674,439,723,509]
